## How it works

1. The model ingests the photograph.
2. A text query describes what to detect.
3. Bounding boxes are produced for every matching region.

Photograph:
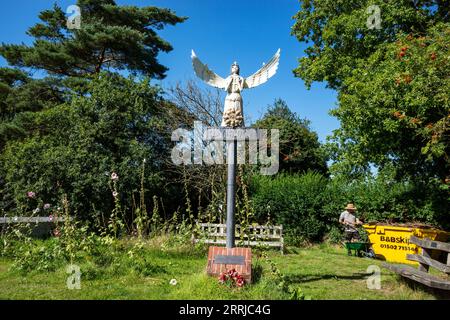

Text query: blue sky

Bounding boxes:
[0,0,339,142]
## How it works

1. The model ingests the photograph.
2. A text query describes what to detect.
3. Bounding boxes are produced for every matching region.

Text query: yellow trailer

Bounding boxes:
[362,224,450,265]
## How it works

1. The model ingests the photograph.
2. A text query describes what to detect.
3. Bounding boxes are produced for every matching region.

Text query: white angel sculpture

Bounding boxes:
[191,49,281,128]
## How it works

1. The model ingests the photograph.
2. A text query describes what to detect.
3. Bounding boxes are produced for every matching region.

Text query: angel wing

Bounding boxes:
[191,50,227,89]
[244,48,280,89]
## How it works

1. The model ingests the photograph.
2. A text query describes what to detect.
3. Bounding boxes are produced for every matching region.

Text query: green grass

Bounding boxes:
[0,241,446,300]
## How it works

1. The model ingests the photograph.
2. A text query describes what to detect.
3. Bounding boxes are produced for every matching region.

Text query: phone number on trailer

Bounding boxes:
[379,244,415,251]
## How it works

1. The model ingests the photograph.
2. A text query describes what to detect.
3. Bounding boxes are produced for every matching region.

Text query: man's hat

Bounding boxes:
[345,203,356,210]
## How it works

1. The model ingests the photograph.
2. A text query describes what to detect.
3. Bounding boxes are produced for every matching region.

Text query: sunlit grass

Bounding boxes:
[0,242,445,300]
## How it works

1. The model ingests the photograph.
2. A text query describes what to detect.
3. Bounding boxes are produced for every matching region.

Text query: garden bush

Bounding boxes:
[251,171,330,245]
[250,169,449,245]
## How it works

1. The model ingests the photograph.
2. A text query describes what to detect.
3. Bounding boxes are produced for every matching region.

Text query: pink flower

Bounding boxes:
[111,172,119,181]
[49,214,53,221]
[112,191,118,198]
[53,228,61,237]
[27,191,36,198]
[44,203,51,210]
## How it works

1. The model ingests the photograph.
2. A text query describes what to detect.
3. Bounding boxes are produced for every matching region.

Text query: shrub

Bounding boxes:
[251,171,330,244]
[251,169,449,245]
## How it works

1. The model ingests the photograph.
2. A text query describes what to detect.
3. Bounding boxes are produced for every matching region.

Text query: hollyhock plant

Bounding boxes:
[43,203,51,210]
[27,191,36,199]
[111,172,119,181]
[53,228,61,237]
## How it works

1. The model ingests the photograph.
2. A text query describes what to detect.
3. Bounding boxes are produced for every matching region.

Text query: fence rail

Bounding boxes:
[195,223,284,253]
[383,235,450,290]
[0,216,69,223]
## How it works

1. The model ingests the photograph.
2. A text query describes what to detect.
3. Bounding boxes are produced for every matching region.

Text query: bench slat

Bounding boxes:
[406,254,450,274]
[195,239,283,247]
[409,236,450,253]
[195,223,284,253]
[198,223,282,231]
[383,263,450,290]
[199,232,281,240]
[0,217,69,223]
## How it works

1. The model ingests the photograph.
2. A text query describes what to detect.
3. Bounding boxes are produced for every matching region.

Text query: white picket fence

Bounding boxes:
[194,223,284,253]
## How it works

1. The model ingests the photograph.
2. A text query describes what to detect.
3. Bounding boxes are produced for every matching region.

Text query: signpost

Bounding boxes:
[191,49,281,283]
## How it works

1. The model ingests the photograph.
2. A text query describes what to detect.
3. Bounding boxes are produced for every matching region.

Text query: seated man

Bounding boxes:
[339,203,362,242]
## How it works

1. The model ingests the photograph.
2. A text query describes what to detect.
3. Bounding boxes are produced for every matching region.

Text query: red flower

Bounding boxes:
[236,278,245,287]
[218,269,245,288]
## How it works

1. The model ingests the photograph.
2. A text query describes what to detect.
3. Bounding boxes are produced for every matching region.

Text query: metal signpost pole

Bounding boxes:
[226,138,237,248]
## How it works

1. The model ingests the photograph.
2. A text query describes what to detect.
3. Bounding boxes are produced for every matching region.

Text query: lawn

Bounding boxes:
[1,240,447,300]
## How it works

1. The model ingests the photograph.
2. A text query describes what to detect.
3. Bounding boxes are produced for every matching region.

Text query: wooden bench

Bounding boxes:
[0,216,69,238]
[194,223,284,253]
[383,235,450,290]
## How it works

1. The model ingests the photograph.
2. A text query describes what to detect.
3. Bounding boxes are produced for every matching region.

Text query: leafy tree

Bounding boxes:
[292,0,448,90]
[1,74,175,219]
[0,0,187,217]
[254,99,328,175]
[292,1,449,183]
[329,25,449,181]
[0,0,186,141]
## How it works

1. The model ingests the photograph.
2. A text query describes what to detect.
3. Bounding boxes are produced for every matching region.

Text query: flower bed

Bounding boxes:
[218,269,245,288]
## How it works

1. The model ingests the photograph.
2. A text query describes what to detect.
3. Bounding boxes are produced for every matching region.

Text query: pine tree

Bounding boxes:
[0,0,186,144]
[0,0,186,79]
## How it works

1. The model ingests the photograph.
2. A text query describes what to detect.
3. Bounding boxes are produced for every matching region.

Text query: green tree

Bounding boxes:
[330,25,449,181]
[0,0,186,217]
[0,0,186,140]
[254,99,328,175]
[292,0,448,90]
[0,0,186,79]
[292,1,449,183]
[1,73,174,219]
